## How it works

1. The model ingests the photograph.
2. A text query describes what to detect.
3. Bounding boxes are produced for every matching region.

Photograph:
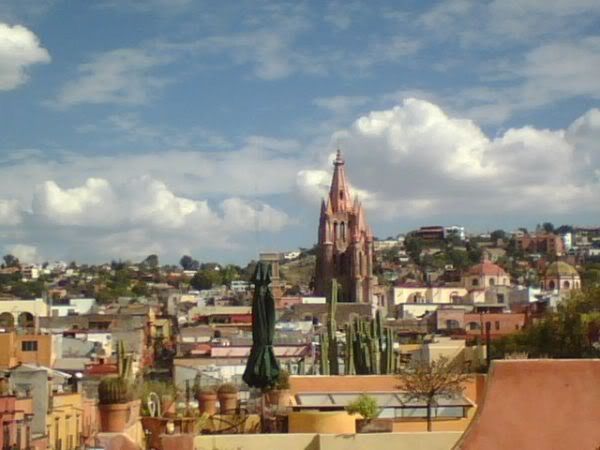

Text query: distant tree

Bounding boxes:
[398,357,472,432]
[142,254,159,269]
[556,224,574,235]
[581,265,600,288]
[190,269,222,290]
[2,254,19,268]
[131,282,150,297]
[405,236,423,263]
[110,260,126,271]
[542,222,555,233]
[490,229,507,243]
[180,255,199,271]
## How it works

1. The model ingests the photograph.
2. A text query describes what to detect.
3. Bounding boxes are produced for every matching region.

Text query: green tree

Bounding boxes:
[190,269,222,290]
[405,235,423,263]
[180,255,199,271]
[2,254,19,268]
[490,229,507,243]
[542,222,555,233]
[141,254,159,269]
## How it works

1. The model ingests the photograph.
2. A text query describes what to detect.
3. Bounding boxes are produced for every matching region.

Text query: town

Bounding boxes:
[0,151,598,450]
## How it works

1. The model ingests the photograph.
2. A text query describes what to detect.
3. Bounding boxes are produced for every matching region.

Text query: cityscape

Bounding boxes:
[1,1,599,450]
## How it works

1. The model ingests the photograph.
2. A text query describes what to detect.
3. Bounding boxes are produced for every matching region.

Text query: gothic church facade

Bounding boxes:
[314,150,374,303]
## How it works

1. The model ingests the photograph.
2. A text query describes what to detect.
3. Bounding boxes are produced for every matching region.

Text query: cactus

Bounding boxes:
[98,340,134,405]
[343,312,396,375]
[320,331,329,375]
[98,377,132,405]
[327,279,339,375]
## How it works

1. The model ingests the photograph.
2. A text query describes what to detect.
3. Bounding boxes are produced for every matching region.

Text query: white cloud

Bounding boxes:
[0,199,22,225]
[8,175,292,261]
[5,244,40,264]
[52,48,170,107]
[0,23,50,90]
[297,99,600,220]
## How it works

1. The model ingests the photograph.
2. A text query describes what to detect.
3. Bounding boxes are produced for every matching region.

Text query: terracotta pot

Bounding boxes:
[217,392,239,414]
[196,392,218,415]
[99,403,131,432]
[266,389,291,407]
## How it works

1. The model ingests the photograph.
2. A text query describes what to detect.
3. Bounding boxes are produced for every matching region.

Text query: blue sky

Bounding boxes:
[0,0,599,264]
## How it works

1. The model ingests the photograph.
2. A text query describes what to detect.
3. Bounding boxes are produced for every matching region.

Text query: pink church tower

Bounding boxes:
[314,150,374,303]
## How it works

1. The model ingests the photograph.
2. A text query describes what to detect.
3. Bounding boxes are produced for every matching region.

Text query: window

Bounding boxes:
[495,321,500,330]
[489,278,495,286]
[472,278,479,287]
[548,280,555,290]
[563,281,570,289]
[468,322,480,330]
[497,294,505,304]
[21,340,38,352]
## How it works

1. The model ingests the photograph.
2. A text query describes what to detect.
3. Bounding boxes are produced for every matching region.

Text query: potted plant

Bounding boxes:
[98,341,137,432]
[195,386,218,415]
[265,370,291,407]
[217,383,239,414]
[345,394,380,433]
[98,377,134,432]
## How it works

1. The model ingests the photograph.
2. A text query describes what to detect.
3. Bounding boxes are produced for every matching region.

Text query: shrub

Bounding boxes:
[345,394,379,421]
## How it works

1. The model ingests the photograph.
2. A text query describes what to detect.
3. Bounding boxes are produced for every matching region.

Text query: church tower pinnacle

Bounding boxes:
[314,149,374,303]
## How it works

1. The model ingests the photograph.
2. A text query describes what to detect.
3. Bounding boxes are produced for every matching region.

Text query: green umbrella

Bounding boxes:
[243,261,280,389]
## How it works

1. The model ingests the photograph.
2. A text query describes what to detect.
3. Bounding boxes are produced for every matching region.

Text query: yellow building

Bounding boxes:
[393,286,467,305]
[0,298,48,329]
[0,332,54,368]
[47,393,84,450]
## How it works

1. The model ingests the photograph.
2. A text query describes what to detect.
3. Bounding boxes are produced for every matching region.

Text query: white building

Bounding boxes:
[230,280,252,293]
[49,298,96,317]
[444,226,466,241]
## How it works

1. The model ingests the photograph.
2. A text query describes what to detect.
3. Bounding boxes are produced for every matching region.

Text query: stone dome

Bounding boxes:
[545,261,578,277]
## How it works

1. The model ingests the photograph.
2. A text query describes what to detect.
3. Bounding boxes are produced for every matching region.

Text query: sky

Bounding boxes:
[0,0,599,265]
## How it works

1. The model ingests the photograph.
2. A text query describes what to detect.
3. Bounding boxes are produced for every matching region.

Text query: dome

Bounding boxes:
[468,260,507,277]
[545,261,578,277]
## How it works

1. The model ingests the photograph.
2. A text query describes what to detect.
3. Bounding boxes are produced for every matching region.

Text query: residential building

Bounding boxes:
[444,226,466,241]
[0,297,48,329]
[516,232,566,256]
[0,332,55,368]
[314,150,375,303]
[415,226,445,241]
[49,297,96,317]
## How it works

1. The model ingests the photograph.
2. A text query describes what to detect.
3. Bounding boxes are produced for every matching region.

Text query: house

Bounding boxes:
[0,332,56,368]
[49,297,96,317]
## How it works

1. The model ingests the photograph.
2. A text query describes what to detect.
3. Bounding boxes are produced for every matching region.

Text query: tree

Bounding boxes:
[180,255,199,271]
[2,254,19,268]
[542,222,555,233]
[190,269,222,291]
[398,356,471,431]
[405,235,423,263]
[142,254,159,269]
[490,229,507,243]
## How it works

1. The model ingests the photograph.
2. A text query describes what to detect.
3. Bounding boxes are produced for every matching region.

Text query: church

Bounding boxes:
[314,150,374,303]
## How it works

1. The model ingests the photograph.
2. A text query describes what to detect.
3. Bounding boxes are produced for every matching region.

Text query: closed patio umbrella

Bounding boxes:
[242,261,280,389]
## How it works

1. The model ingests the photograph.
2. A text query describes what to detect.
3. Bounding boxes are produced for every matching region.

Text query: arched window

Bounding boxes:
[341,222,346,241]
[333,222,338,242]
[489,278,495,286]
[472,278,479,287]
[548,280,556,290]
[563,280,570,289]
[0,312,14,329]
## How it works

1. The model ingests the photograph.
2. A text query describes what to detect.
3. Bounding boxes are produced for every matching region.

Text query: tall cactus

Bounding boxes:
[343,312,396,375]
[327,279,339,375]
[320,331,329,375]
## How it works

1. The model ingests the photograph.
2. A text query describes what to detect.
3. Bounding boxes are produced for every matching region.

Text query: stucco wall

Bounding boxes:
[193,432,462,450]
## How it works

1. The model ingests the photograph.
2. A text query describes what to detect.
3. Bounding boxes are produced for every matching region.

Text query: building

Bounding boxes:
[541,261,581,292]
[415,226,445,241]
[0,297,48,330]
[315,150,375,303]
[0,332,55,368]
[49,297,96,317]
[463,260,510,290]
[444,226,466,241]
[516,232,565,256]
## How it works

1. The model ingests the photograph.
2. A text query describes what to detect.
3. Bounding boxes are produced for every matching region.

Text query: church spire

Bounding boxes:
[329,149,352,213]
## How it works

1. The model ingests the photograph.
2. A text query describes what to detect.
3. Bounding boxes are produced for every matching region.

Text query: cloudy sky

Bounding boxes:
[0,0,599,264]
